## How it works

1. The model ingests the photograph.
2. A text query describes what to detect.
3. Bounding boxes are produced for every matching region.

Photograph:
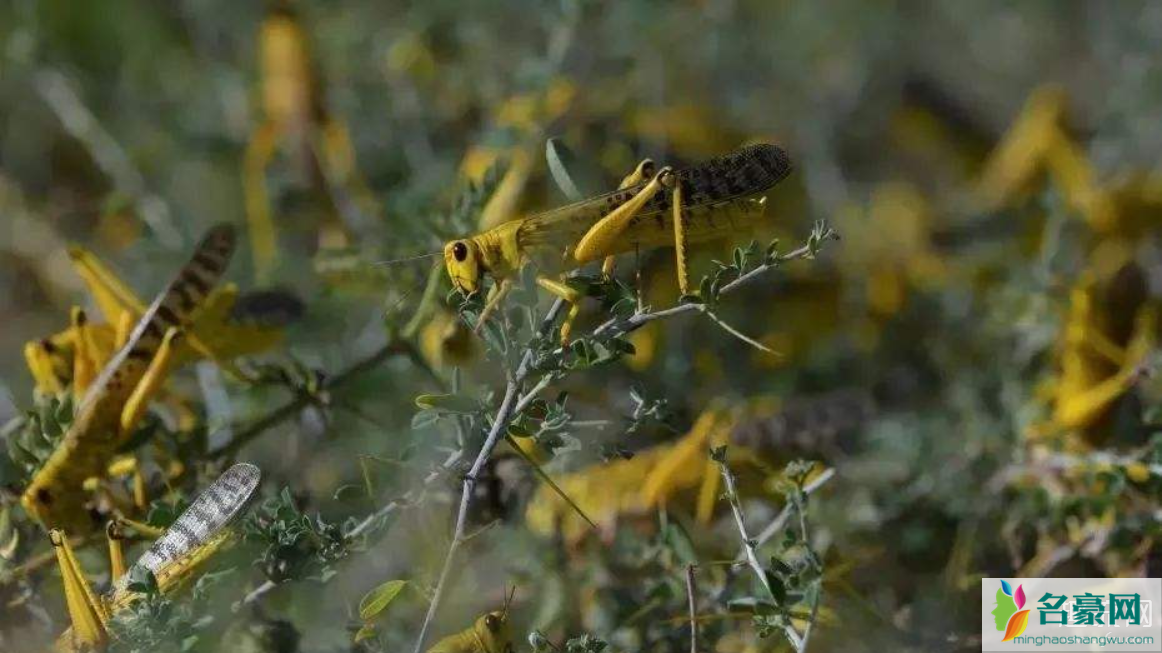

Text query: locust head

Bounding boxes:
[444,239,484,295]
[474,610,514,653]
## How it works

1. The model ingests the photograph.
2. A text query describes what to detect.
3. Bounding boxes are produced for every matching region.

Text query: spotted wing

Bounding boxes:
[518,144,792,248]
[128,463,261,588]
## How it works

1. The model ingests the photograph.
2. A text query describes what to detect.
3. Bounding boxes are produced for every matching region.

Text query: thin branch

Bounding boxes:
[686,564,699,653]
[716,468,835,604]
[748,467,835,554]
[699,306,778,356]
[514,374,554,415]
[411,299,566,653]
[799,585,823,653]
[212,340,421,458]
[715,455,827,646]
[716,457,772,597]
[591,240,825,340]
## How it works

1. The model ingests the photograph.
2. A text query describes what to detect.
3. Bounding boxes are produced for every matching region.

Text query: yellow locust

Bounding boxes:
[427,590,515,653]
[52,462,262,652]
[245,2,375,281]
[23,241,283,401]
[443,143,792,341]
[21,225,237,534]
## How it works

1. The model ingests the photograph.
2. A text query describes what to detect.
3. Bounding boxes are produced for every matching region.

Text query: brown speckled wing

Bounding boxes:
[518,144,792,249]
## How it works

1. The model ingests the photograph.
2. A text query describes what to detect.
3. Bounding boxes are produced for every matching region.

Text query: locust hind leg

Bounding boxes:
[670,175,693,296]
[70,308,99,402]
[574,164,671,268]
[50,529,110,649]
[244,121,281,283]
[120,327,185,438]
[595,159,658,278]
[1054,306,1157,432]
[106,516,165,583]
[24,338,66,396]
[106,520,128,581]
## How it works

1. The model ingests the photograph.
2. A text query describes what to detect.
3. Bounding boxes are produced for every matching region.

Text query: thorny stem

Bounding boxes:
[591,240,825,339]
[411,299,566,653]
[715,468,835,604]
[716,458,772,598]
[238,306,567,618]
[686,564,699,653]
[718,456,811,651]
[746,467,835,555]
[799,587,823,653]
[725,464,836,646]
[699,306,777,355]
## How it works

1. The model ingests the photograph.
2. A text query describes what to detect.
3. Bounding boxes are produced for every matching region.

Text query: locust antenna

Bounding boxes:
[373,251,441,266]
[502,585,516,620]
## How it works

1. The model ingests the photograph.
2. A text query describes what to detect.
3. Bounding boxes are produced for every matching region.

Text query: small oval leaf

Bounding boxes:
[414,393,479,414]
[359,580,408,621]
[545,138,583,201]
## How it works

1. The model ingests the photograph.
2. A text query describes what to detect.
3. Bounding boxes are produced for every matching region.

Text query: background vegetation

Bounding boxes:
[0,1,1159,651]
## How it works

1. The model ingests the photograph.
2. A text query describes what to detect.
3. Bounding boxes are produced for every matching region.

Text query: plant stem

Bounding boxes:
[686,563,699,653]
[591,240,824,339]
[716,457,772,597]
[213,339,431,458]
[411,299,566,653]
[747,467,835,554]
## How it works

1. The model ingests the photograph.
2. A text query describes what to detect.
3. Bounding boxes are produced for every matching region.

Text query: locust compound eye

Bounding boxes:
[452,241,469,262]
[484,614,501,632]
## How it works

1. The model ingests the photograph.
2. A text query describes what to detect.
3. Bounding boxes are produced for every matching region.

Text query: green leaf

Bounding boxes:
[546,138,584,201]
[358,579,408,621]
[414,393,480,414]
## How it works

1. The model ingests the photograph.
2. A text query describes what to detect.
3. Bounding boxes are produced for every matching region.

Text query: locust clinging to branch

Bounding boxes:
[442,143,793,341]
[22,225,237,534]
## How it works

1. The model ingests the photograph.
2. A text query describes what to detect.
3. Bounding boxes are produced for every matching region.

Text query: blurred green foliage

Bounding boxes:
[0,1,1160,652]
